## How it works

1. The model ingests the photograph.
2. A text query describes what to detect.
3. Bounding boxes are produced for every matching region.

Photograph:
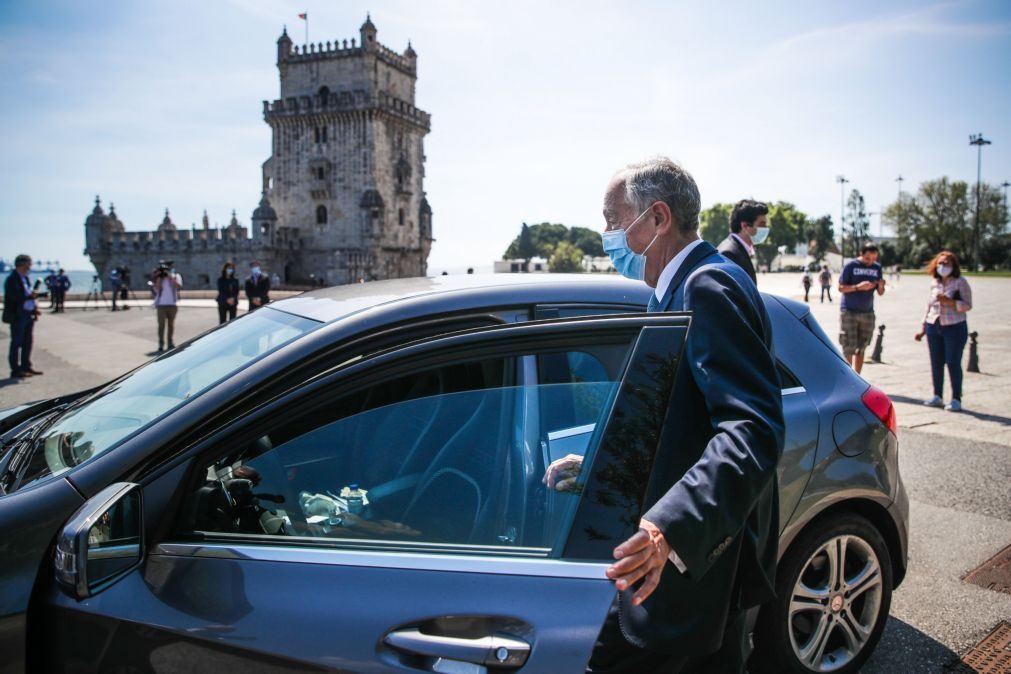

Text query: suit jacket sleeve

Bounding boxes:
[644,266,784,580]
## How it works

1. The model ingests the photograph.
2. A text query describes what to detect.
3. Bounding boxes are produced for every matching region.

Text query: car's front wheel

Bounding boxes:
[753,513,892,673]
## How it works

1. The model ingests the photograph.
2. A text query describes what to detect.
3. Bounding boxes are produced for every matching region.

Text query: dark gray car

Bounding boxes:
[0,274,907,674]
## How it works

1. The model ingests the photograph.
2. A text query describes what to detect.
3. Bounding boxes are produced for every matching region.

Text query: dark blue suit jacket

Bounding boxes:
[618,241,784,654]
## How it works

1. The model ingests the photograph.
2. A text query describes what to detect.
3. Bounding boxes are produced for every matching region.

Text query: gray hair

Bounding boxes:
[616,156,701,231]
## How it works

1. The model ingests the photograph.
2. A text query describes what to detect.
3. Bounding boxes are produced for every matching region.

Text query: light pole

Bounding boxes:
[969,133,991,270]
[836,175,849,259]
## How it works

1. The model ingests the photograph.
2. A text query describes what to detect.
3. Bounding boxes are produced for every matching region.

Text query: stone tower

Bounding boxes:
[261,15,433,284]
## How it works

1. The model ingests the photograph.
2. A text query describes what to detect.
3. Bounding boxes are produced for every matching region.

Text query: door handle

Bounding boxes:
[384,628,531,668]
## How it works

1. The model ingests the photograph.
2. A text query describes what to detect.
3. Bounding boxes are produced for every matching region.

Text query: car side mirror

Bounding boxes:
[54,482,143,600]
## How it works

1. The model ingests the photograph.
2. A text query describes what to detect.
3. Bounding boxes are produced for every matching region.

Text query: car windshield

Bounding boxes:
[13,308,318,491]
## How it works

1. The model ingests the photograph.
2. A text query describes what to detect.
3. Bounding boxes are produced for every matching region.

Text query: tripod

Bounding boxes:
[116,285,145,311]
[82,277,109,311]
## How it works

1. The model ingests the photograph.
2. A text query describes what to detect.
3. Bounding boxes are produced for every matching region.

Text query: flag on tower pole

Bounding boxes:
[298,12,308,47]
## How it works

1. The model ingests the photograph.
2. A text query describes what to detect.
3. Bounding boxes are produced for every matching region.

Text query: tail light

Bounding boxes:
[862,386,896,435]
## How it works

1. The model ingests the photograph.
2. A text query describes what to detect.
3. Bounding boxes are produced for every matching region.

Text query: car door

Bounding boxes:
[43,314,690,673]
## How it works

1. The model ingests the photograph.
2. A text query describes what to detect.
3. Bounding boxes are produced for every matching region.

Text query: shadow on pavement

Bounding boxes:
[861,616,964,672]
[889,394,1011,426]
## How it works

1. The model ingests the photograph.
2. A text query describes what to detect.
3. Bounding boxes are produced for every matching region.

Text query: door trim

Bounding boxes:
[155,542,611,579]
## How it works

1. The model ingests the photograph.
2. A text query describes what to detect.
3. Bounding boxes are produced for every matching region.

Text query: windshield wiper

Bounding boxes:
[0,407,67,495]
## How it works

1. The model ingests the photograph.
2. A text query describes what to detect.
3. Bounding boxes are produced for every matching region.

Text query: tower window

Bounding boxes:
[315,167,325,180]
[322,126,328,142]
[317,205,328,225]
[398,208,405,226]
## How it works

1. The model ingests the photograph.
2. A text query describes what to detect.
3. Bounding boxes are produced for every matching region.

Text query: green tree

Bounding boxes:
[842,189,870,258]
[568,226,604,257]
[883,177,971,267]
[756,201,807,271]
[504,222,539,263]
[549,240,584,273]
[700,203,732,246]
[804,215,835,265]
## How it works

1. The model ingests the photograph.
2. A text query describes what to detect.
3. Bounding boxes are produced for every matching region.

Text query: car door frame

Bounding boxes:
[43,313,692,673]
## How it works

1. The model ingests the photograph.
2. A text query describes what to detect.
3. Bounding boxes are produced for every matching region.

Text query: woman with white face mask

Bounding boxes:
[914,250,973,411]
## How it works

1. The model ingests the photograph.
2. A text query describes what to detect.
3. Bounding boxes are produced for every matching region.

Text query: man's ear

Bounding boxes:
[652,201,674,235]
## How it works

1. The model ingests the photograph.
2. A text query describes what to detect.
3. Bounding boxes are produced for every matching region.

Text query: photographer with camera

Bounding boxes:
[152,260,182,353]
[3,254,43,379]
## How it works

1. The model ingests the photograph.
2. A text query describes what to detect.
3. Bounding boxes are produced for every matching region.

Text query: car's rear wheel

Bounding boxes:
[753,514,892,673]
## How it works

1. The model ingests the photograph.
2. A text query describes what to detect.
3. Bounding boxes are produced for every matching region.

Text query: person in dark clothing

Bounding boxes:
[552,158,783,673]
[52,269,71,313]
[216,261,240,324]
[244,259,270,312]
[3,254,44,379]
[716,199,767,285]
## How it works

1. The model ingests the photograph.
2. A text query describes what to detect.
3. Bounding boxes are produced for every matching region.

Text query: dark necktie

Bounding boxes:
[647,291,661,313]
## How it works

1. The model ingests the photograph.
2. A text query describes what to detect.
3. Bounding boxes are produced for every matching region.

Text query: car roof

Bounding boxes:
[268,273,655,323]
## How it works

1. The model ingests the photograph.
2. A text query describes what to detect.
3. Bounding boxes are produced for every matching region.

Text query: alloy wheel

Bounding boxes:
[787,534,884,672]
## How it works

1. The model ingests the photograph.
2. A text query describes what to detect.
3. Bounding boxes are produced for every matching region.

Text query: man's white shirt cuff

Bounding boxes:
[668,548,687,573]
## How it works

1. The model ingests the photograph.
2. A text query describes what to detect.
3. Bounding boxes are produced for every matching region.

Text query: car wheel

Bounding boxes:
[753,513,892,674]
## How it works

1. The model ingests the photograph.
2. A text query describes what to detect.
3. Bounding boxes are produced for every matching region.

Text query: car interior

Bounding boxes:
[179,342,633,553]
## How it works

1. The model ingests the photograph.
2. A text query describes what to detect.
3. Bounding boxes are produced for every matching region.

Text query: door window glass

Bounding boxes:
[180,343,634,553]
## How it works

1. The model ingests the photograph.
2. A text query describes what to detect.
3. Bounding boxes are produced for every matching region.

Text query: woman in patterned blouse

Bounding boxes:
[914,250,973,411]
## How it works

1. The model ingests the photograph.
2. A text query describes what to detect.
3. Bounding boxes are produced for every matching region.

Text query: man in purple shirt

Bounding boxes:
[838,242,885,373]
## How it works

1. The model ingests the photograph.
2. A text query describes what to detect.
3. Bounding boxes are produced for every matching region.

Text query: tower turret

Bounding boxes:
[360,14,378,51]
[251,190,277,243]
[84,195,108,253]
[277,27,293,64]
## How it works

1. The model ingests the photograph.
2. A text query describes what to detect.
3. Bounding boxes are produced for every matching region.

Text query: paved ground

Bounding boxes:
[2,274,1009,672]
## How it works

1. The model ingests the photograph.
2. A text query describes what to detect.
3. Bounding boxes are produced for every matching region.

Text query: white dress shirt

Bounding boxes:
[651,237,706,573]
[654,238,706,303]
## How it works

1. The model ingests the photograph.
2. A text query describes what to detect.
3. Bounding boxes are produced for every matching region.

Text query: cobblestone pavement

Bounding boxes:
[2,275,1009,672]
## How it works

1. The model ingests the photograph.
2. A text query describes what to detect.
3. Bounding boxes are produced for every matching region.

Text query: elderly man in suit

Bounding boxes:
[716,199,768,284]
[547,157,784,673]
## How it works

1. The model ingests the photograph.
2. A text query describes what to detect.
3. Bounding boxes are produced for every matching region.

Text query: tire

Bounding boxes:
[752,513,893,674]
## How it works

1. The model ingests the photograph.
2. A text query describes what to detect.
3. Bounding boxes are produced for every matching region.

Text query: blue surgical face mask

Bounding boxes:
[750,225,770,245]
[251,266,261,276]
[601,207,659,281]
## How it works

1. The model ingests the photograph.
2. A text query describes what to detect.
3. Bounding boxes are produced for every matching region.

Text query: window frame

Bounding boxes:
[164,315,687,560]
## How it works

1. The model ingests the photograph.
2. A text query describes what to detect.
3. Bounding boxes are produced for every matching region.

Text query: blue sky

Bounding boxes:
[1,0,1009,272]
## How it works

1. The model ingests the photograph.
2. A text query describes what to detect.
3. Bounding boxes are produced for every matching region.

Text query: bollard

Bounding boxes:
[967,331,980,373]
[870,324,885,363]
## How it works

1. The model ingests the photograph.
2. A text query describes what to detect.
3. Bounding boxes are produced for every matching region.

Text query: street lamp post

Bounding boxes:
[837,175,849,259]
[969,133,991,271]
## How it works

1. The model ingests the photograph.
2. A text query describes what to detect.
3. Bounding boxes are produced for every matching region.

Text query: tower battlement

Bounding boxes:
[263,89,430,131]
[283,40,417,76]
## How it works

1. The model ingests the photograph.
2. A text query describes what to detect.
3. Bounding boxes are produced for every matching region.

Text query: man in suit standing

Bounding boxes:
[244,260,271,312]
[716,199,768,284]
[548,158,784,673]
[3,254,44,379]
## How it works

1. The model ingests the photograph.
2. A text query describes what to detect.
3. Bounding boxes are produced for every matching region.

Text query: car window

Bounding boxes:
[179,342,634,554]
[11,308,318,493]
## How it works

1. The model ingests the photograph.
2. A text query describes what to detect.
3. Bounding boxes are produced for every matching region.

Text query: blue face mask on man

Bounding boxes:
[601,207,659,281]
